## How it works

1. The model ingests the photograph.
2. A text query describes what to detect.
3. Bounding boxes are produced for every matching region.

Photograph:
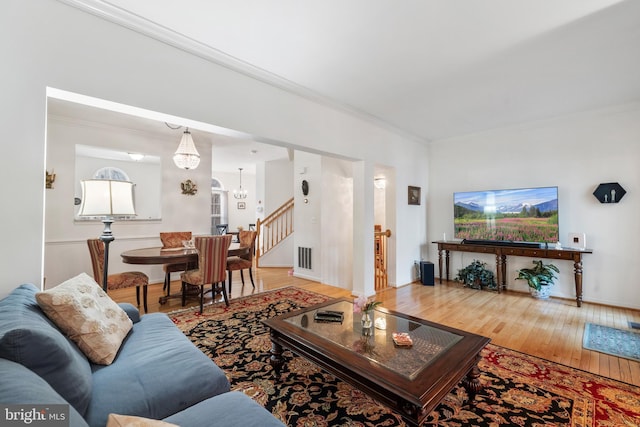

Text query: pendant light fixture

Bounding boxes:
[233,167,248,199]
[166,122,200,170]
[172,128,200,170]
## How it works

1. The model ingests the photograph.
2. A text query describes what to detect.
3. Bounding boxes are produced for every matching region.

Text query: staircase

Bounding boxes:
[255,198,294,267]
[256,202,391,290]
[375,227,392,290]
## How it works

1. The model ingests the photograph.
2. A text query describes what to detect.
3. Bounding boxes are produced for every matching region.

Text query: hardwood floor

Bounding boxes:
[109,267,640,386]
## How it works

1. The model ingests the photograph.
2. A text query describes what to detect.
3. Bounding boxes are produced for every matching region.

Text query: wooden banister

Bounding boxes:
[256,198,294,267]
[374,228,392,290]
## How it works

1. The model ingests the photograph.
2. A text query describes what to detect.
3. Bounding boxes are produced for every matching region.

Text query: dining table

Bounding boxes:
[121,243,249,305]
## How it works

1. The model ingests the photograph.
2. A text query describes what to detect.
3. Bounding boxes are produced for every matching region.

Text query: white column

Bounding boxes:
[352,161,376,298]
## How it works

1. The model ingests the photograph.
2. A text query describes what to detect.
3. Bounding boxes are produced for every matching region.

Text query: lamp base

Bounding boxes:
[100,218,115,292]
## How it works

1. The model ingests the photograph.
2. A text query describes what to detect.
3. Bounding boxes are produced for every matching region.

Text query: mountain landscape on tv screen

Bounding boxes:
[456,198,558,215]
[454,187,559,243]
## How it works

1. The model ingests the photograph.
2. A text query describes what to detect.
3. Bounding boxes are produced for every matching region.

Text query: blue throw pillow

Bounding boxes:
[0,284,93,416]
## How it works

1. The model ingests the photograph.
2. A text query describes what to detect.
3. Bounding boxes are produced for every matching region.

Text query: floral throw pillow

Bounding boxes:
[107,414,178,427]
[36,273,132,365]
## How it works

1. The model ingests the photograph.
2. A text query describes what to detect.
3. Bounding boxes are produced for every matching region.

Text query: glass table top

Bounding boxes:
[284,300,462,380]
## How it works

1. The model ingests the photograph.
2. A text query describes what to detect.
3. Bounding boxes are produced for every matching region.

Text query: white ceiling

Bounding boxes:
[75,0,640,142]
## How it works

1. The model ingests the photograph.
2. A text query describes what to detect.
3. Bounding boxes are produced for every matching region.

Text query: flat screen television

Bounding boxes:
[454,186,559,243]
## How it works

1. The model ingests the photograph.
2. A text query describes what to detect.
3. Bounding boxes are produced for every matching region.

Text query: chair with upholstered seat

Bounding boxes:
[180,234,232,313]
[227,230,257,294]
[87,238,150,312]
[159,231,196,295]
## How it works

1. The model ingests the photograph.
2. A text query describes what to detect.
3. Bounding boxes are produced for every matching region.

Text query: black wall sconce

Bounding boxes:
[593,182,626,203]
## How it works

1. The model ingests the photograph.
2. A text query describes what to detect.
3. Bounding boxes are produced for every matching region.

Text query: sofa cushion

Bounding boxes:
[36,273,133,365]
[0,284,93,417]
[164,392,286,427]
[107,414,177,427]
[118,303,141,324]
[85,313,230,427]
[0,358,89,427]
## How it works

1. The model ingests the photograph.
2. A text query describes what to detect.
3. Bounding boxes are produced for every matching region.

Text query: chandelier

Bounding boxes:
[233,167,248,199]
[166,123,200,170]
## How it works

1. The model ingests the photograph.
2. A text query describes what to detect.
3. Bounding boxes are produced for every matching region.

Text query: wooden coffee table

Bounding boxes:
[263,298,490,426]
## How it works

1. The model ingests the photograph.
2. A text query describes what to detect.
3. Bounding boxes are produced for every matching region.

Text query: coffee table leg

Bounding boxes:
[399,402,426,427]
[269,334,284,378]
[461,357,483,403]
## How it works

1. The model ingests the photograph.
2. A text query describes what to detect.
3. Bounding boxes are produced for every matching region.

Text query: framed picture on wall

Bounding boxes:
[408,186,421,205]
[237,202,246,210]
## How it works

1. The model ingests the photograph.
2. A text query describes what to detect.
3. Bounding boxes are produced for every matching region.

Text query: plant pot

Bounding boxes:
[530,286,551,299]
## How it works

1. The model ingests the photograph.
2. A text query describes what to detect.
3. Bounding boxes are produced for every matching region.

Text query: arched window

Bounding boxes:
[211,178,228,234]
[93,166,130,181]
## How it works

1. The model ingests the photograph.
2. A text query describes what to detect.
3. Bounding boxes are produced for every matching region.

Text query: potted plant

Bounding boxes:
[353,296,382,330]
[455,260,497,290]
[516,260,559,299]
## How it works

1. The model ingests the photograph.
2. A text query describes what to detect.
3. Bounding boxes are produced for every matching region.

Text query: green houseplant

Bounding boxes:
[515,260,559,299]
[455,260,497,290]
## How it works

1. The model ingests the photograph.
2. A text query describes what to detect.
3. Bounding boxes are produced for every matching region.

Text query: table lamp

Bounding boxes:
[78,179,136,291]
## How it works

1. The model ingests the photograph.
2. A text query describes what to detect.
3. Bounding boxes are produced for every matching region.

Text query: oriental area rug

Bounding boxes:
[583,323,640,362]
[170,287,640,426]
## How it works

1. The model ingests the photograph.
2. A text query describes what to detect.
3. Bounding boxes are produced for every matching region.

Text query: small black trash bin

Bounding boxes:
[420,261,434,286]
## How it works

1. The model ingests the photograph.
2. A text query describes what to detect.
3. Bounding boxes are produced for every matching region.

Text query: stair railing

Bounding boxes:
[255,198,294,267]
[375,228,392,290]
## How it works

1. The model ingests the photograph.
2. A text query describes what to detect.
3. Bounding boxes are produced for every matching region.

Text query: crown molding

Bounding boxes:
[56,0,426,145]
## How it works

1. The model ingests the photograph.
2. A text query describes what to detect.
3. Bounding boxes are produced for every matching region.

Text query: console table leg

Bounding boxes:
[495,254,505,293]
[574,260,583,307]
[500,254,507,291]
[445,250,450,282]
[461,358,483,403]
[438,249,443,284]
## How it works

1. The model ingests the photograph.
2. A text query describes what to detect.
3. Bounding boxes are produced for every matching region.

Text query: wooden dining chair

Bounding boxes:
[180,235,232,313]
[87,239,150,312]
[227,230,257,293]
[159,231,196,295]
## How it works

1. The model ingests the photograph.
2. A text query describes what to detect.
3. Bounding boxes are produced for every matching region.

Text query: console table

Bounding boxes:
[432,241,593,307]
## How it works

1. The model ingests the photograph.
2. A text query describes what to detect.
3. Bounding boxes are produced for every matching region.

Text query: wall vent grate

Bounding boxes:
[298,247,312,269]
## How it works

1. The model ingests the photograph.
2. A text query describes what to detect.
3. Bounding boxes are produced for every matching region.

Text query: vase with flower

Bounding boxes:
[353,295,381,332]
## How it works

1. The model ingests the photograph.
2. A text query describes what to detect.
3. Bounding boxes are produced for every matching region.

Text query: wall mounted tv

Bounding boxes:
[454,186,559,243]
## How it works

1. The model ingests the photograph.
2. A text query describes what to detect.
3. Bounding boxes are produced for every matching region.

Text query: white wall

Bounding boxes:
[374,186,386,229]
[264,158,294,215]
[393,148,429,288]
[257,158,295,267]
[44,114,212,286]
[428,103,640,309]
[0,0,427,297]
[293,151,323,281]
[321,157,354,289]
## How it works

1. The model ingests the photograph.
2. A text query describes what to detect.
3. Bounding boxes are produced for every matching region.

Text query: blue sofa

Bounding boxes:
[0,284,284,427]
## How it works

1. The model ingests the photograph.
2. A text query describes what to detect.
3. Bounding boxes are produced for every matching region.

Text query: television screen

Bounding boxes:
[454,186,559,243]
